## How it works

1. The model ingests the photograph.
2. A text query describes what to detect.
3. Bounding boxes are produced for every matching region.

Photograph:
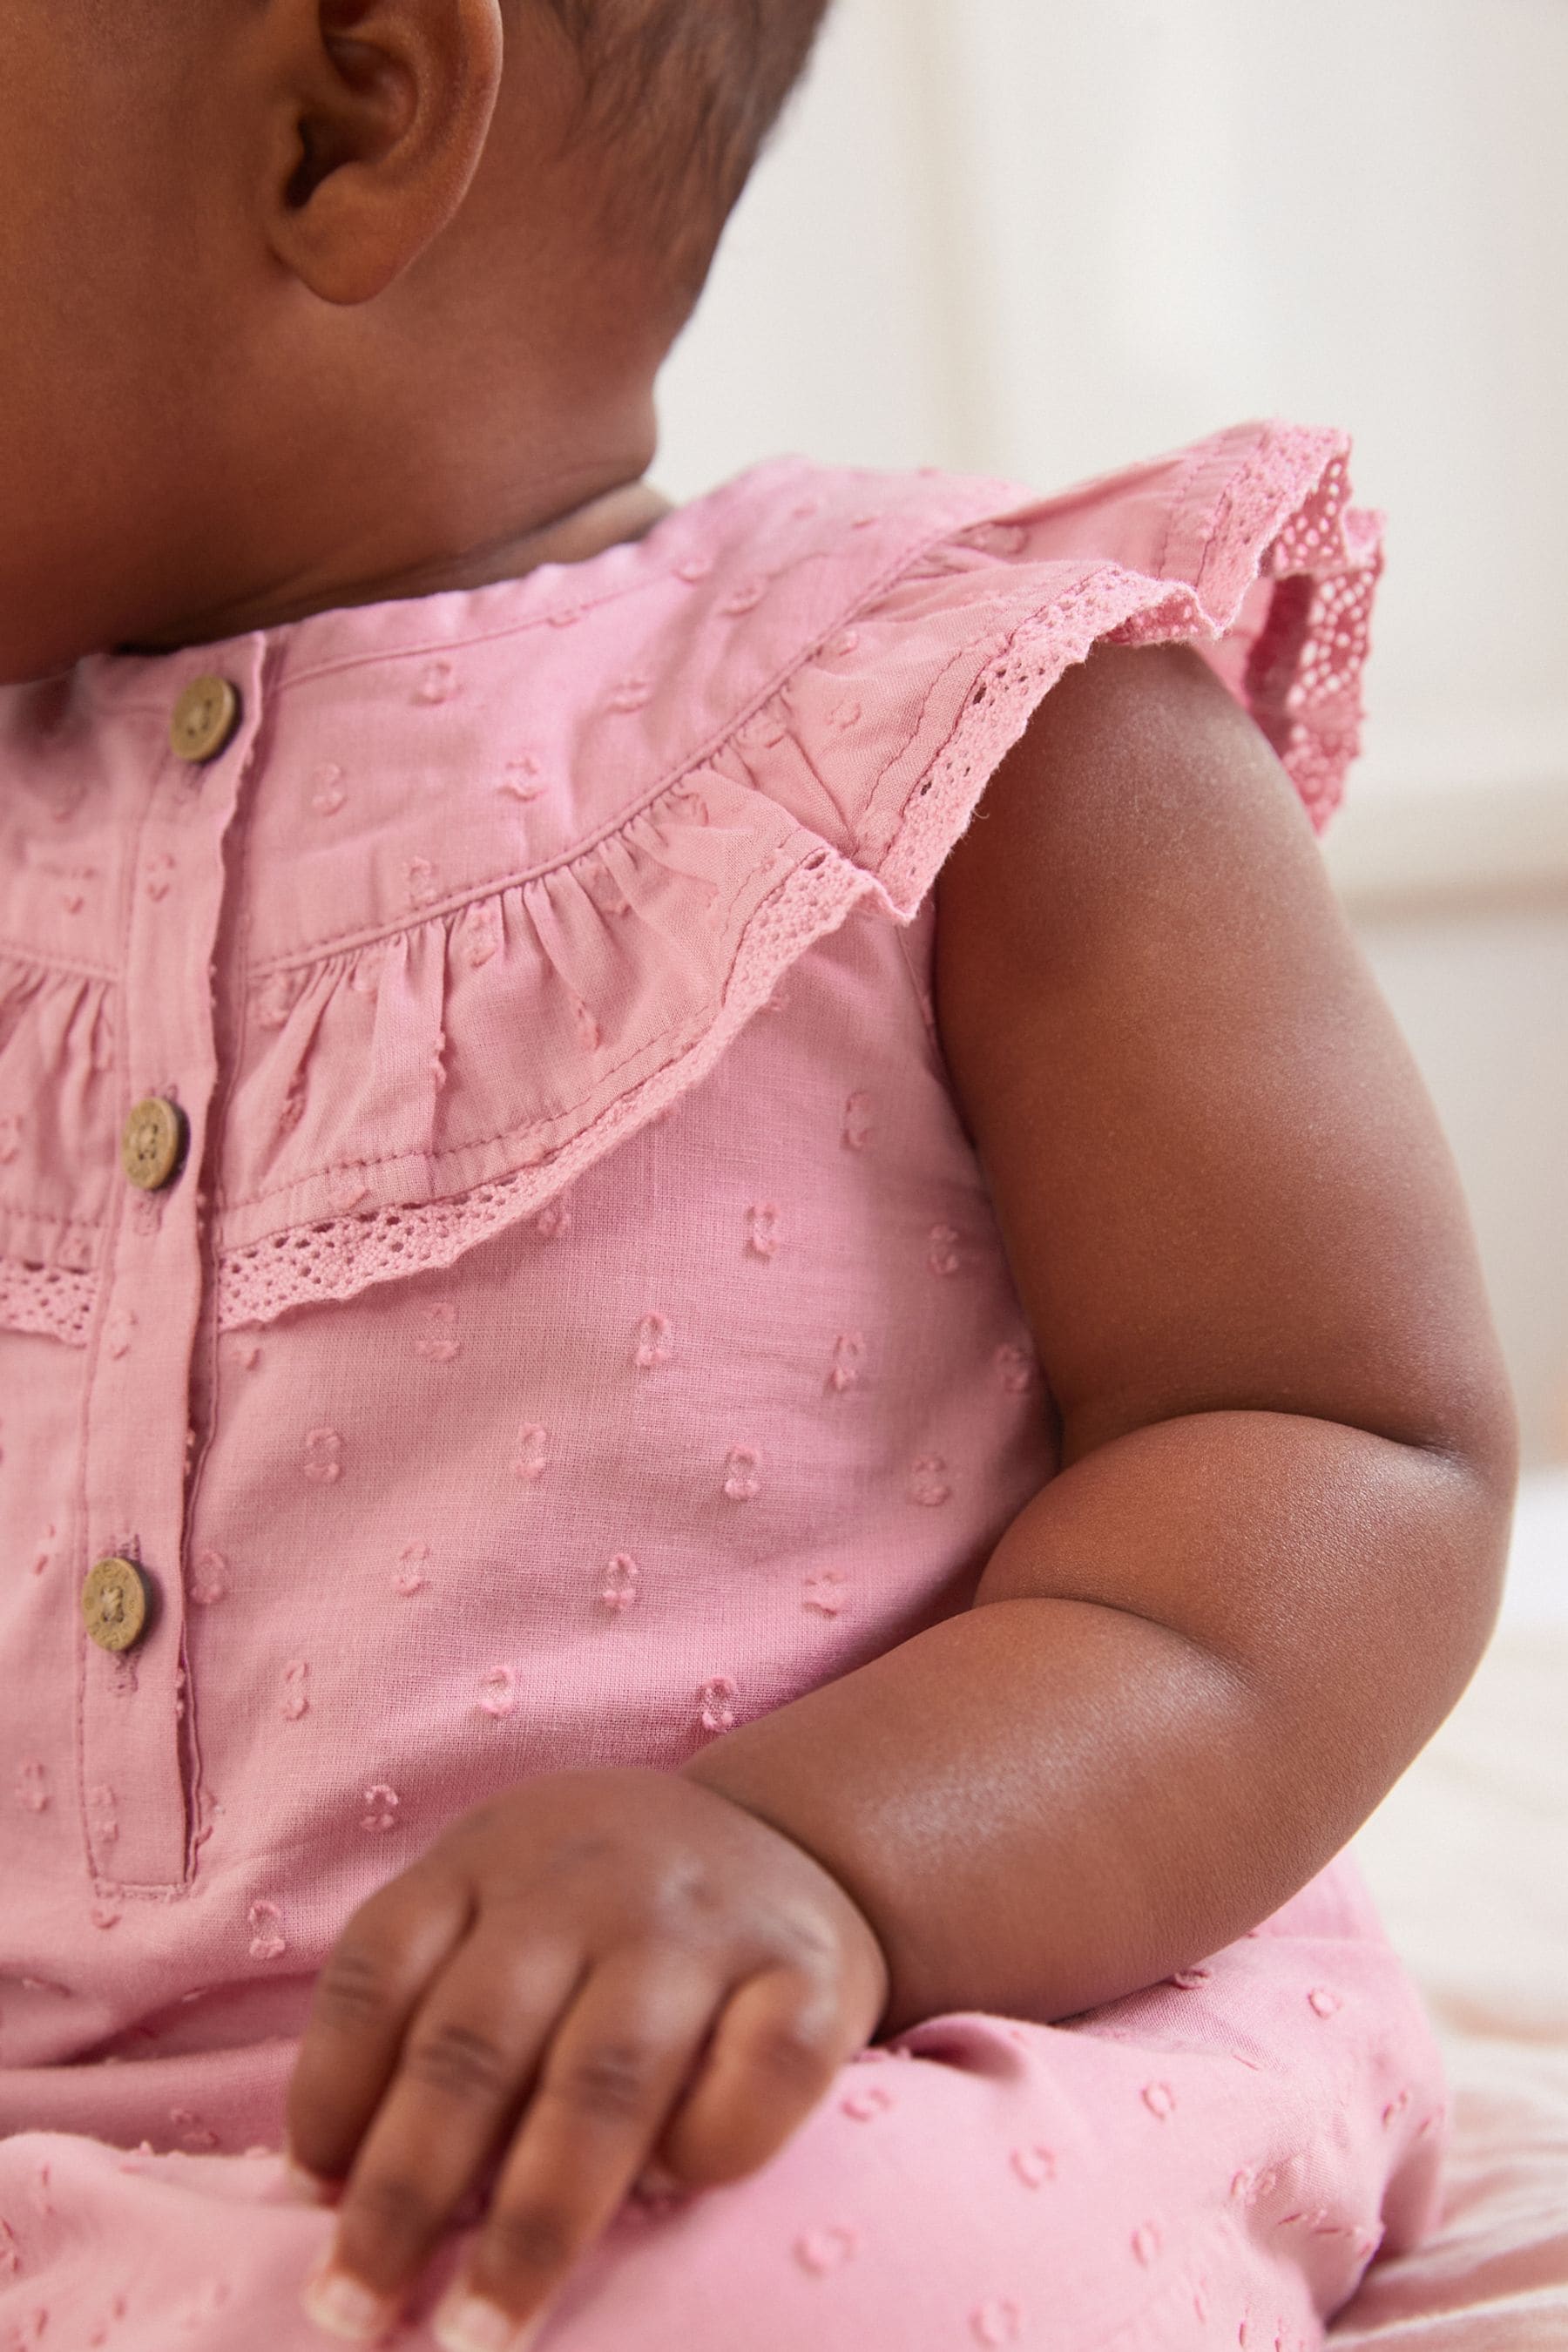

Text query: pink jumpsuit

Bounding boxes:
[0,420,1446,2349]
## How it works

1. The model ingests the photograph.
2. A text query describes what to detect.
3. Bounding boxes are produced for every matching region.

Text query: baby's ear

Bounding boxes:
[260,0,504,303]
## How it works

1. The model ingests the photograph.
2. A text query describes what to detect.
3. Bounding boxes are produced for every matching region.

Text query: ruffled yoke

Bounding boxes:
[0,421,1382,1346]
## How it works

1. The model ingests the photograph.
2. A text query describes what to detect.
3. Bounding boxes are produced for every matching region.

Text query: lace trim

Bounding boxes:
[215,840,875,1329]
[0,1257,97,1348]
[883,517,1371,917]
[1264,441,1357,574]
[1212,437,1381,826]
[1117,438,1375,828]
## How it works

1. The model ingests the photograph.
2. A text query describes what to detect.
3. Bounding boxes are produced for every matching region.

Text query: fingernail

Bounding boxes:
[432,2288,544,2352]
[301,2265,396,2342]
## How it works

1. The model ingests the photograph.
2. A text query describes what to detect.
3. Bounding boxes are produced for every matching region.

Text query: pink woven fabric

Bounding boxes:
[0,420,1446,2348]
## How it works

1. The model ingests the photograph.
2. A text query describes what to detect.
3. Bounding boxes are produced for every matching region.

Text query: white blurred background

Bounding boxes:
[656,0,1568,1482]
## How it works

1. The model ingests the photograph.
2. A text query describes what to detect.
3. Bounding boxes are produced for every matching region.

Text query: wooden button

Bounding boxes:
[82,1557,153,1653]
[170,675,241,764]
[120,1095,187,1192]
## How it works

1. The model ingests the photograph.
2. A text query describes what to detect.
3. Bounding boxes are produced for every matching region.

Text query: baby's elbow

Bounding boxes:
[1473,1400,1523,1570]
[1437,1307,1522,1496]
[1408,1361,1522,1715]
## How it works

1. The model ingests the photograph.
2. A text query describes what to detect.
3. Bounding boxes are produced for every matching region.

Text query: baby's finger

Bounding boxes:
[431,1948,723,2351]
[305,1926,585,2335]
[287,1870,474,2191]
[660,1963,848,2185]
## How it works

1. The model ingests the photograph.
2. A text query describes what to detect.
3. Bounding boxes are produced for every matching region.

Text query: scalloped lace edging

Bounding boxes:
[214,838,875,1330]
[0,1257,97,1348]
[1247,443,1380,825]
[877,564,1152,914]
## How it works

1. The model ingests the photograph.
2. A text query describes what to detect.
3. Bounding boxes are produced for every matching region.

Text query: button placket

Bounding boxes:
[78,650,266,1889]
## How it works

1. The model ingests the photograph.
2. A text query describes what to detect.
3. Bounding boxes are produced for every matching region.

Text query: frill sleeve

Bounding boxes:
[731,416,1378,935]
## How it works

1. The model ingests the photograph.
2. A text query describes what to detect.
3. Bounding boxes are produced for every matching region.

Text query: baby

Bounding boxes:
[0,4,1520,2351]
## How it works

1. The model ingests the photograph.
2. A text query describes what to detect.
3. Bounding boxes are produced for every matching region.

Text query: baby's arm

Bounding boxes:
[287,640,1519,2343]
[683,638,1518,2036]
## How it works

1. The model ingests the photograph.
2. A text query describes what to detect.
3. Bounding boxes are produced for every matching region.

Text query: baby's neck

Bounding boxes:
[116,473,675,657]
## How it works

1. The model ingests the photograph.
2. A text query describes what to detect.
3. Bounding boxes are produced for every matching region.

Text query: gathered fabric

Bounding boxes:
[1,421,1373,1343]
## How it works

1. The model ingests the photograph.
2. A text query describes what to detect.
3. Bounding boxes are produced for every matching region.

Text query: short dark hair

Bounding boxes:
[537,0,833,312]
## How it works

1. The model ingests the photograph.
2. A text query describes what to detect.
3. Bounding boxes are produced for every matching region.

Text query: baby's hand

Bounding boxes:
[286,1766,889,2349]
